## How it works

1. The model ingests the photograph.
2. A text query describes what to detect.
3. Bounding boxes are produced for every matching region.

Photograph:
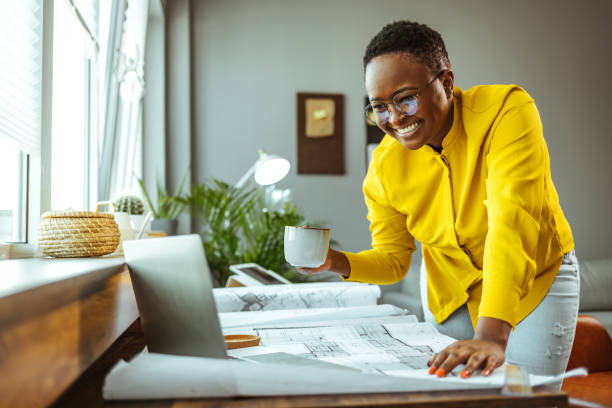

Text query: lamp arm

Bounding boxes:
[235,162,258,188]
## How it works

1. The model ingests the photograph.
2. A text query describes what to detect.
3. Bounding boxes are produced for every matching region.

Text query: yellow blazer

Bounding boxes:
[344,85,574,329]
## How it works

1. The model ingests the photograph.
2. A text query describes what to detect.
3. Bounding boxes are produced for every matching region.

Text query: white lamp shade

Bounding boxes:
[254,157,290,186]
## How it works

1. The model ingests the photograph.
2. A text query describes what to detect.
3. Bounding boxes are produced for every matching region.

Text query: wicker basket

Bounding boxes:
[38,211,120,257]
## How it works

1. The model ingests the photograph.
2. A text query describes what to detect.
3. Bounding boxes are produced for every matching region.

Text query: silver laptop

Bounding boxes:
[123,234,227,359]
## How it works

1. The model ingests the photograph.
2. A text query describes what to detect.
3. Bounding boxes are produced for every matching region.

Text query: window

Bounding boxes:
[50,0,146,210]
[50,0,99,211]
[0,141,27,242]
[0,0,42,243]
[99,0,147,202]
[0,0,149,245]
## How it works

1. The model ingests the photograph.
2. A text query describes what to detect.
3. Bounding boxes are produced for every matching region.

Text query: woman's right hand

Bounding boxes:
[296,248,350,278]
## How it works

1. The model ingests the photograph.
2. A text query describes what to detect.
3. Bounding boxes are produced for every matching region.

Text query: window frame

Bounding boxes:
[17,152,28,242]
[29,0,54,245]
[0,146,28,243]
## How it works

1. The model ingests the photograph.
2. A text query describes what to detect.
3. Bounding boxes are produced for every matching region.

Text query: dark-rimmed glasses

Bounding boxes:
[364,70,446,126]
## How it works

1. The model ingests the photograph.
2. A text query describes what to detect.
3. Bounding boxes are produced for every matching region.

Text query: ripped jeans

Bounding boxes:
[420,251,580,380]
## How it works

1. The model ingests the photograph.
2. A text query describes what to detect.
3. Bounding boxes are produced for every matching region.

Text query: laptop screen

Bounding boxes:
[123,235,227,359]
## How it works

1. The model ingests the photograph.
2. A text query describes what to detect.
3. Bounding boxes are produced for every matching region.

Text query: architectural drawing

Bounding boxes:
[250,319,454,375]
[213,282,380,312]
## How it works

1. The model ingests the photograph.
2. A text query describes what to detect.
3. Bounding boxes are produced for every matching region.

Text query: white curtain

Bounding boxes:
[98,0,149,202]
[0,0,42,154]
[72,0,99,38]
[66,0,100,52]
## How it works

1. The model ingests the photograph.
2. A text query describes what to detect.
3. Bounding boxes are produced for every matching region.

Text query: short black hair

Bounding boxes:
[363,20,450,74]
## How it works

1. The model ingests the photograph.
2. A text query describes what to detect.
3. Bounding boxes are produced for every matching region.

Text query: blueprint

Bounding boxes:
[233,317,457,375]
[213,282,380,312]
[219,304,412,329]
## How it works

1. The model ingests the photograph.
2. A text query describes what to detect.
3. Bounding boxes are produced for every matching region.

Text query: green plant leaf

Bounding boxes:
[184,178,327,286]
[136,167,190,220]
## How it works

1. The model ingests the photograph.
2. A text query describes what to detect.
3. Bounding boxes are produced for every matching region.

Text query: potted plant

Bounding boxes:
[114,194,149,235]
[136,170,189,236]
[184,178,330,286]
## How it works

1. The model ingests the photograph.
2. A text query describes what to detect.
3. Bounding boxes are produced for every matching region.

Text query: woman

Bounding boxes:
[302,20,579,382]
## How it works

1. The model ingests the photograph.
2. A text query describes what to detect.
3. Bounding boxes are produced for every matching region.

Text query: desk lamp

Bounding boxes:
[235,150,290,188]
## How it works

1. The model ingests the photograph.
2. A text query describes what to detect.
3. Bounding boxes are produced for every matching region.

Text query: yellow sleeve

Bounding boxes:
[342,158,415,284]
[480,100,546,327]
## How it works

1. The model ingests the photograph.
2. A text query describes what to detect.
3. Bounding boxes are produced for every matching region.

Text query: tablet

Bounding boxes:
[228,263,291,286]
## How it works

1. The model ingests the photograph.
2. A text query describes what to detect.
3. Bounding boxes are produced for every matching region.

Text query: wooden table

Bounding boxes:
[0,258,568,407]
[0,258,138,408]
[107,392,568,408]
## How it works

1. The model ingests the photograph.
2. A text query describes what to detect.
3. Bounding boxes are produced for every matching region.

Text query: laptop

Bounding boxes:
[123,234,228,359]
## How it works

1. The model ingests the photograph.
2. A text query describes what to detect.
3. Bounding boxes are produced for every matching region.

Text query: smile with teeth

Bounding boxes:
[395,120,423,136]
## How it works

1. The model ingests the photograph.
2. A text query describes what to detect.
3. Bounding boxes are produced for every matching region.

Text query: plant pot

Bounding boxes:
[129,214,151,237]
[151,219,178,236]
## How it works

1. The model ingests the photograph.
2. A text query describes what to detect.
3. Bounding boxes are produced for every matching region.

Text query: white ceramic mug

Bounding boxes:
[284,225,330,268]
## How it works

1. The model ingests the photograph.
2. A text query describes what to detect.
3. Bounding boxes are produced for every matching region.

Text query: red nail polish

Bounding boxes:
[483,369,490,376]
[460,370,469,378]
[428,366,437,375]
[436,368,446,377]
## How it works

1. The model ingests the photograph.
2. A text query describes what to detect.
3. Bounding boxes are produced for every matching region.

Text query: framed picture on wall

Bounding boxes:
[296,92,344,174]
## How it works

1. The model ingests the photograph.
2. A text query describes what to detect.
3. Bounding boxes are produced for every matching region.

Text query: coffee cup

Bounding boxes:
[284,225,330,268]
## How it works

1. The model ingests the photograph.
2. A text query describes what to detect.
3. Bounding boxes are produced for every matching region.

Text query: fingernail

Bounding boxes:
[460,370,469,378]
[428,366,437,375]
[483,369,490,376]
[436,368,446,378]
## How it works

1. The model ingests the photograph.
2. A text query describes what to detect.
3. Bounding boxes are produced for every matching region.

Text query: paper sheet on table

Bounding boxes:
[528,367,588,386]
[229,347,362,372]
[213,282,380,312]
[245,319,456,373]
[386,366,588,388]
[219,304,412,329]
[103,351,502,400]
[384,321,460,353]
[223,315,419,336]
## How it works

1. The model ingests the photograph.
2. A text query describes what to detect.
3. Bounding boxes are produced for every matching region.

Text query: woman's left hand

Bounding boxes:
[427,316,511,378]
[427,338,506,378]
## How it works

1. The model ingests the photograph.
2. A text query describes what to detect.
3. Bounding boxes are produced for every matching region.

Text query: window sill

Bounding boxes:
[0,256,126,326]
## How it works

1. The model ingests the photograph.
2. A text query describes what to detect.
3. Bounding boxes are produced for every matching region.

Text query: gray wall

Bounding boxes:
[143,0,165,205]
[166,0,193,233]
[189,0,612,261]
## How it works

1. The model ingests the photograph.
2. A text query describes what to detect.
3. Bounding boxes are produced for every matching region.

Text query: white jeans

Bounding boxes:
[420,251,580,378]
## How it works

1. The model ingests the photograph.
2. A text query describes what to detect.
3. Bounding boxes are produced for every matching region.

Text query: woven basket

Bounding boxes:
[38,211,120,257]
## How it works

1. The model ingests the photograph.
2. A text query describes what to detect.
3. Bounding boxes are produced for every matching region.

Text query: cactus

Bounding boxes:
[115,195,145,215]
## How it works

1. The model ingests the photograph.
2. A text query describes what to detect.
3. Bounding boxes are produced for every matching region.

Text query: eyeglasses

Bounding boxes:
[364,70,446,126]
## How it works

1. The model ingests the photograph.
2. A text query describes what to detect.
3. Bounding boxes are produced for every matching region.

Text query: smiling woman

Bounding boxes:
[364,62,451,151]
[306,20,578,388]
